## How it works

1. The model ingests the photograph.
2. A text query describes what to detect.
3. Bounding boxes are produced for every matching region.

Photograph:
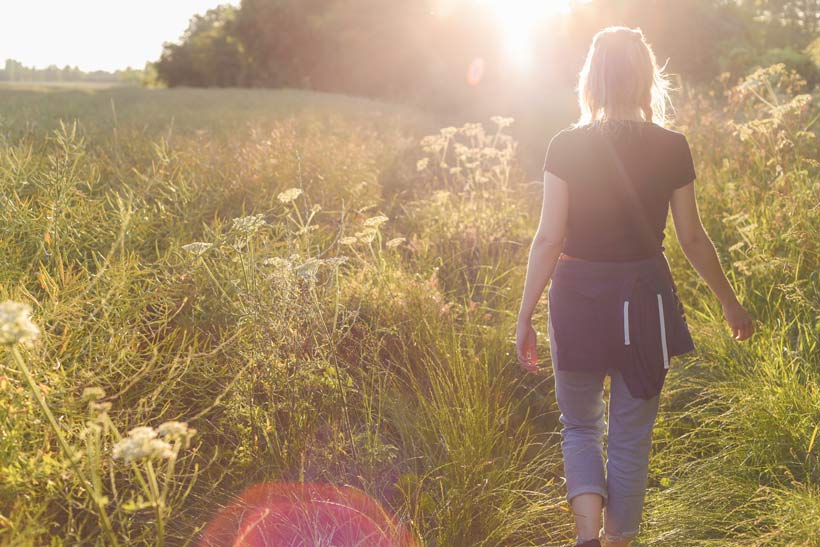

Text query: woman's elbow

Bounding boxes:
[532,233,564,251]
[677,227,711,251]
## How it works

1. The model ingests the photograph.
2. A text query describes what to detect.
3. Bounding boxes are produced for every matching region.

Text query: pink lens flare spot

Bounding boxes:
[467,57,485,86]
[198,481,419,547]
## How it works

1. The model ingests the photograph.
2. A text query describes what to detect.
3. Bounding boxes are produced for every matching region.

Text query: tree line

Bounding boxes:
[153,0,820,109]
[0,59,145,85]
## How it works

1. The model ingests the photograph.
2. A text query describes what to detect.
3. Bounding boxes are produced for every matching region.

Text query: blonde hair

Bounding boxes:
[576,26,670,127]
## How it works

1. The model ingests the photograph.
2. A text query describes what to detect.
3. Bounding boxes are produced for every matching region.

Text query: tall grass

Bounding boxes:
[0,69,818,546]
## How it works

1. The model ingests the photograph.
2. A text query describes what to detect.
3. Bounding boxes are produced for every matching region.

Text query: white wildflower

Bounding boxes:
[112,426,174,464]
[181,242,213,256]
[355,230,377,244]
[231,214,266,235]
[386,237,406,248]
[440,127,458,138]
[296,258,323,280]
[363,215,389,228]
[158,421,195,440]
[262,257,291,269]
[277,188,303,204]
[324,256,349,266]
[461,122,483,137]
[416,158,429,172]
[0,301,41,347]
[339,236,358,246]
[490,116,514,128]
[81,387,106,402]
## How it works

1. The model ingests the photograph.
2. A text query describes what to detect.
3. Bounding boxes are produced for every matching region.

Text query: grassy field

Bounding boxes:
[0,69,818,546]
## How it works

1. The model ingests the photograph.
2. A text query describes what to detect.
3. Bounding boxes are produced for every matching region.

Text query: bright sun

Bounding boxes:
[476,0,573,67]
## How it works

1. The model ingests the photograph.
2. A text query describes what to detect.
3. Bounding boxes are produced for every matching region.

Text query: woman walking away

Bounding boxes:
[515,27,754,547]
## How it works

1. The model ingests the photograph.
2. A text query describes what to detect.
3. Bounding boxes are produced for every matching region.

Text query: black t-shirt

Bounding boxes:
[543,121,696,262]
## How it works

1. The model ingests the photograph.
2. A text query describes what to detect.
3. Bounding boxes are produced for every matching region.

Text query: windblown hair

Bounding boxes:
[576,26,670,127]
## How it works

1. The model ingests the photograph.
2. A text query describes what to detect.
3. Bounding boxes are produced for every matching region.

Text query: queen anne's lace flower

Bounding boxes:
[157,421,196,440]
[181,242,213,256]
[0,301,41,347]
[112,426,174,464]
[277,188,303,204]
[355,230,377,243]
[231,214,266,235]
[386,237,406,248]
[339,236,358,246]
[490,116,514,128]
[363,215,389,228]
[81,387,106,402]
[296,258,323,280]
[262,257,292,269]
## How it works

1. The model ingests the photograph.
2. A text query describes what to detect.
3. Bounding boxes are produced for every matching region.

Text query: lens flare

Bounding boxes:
[198,481,418,547]
[476,0,573,67]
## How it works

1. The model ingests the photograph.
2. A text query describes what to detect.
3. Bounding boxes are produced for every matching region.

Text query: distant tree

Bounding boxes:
[0,58,134,83]
[155,4,245,87]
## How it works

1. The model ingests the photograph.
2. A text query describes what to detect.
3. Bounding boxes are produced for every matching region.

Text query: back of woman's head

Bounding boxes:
[576,26,670,127]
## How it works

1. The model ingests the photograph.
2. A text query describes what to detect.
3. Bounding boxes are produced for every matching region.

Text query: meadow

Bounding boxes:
[0,65,818,546]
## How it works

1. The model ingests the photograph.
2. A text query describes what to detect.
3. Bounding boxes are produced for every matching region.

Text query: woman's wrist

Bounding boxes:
[719,293,740,308]
[517,312,533,325]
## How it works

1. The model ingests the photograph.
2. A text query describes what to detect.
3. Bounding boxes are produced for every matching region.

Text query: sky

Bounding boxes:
[1,0,239,72]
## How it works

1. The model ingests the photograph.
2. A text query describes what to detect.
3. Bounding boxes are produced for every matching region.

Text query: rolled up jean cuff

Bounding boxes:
[567,484,608,507]
[604,528,640,543]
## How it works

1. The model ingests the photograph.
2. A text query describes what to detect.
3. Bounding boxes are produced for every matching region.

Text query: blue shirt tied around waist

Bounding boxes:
[547,252,694,400]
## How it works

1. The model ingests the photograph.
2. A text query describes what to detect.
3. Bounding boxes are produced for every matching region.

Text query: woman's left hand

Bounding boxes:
[516,318,540,374]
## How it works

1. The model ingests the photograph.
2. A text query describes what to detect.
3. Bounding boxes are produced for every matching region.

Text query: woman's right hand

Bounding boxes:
[516,318,540,374]
[722,299,755,341]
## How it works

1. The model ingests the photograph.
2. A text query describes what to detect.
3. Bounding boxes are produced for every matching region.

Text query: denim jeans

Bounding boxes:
[549,317,661,543]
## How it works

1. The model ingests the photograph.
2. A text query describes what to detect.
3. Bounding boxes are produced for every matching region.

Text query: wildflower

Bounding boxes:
[416,158,429,172]
[453,143,470,157]
[355,230,377,244]
[490,116,514,128]
[181,242,213,256]
[324,256,349,266]
[420,135,446,153]
[157,421,195,441]
[339,236,358,246]
[432,190,450,204]
[296,258,322,280]
[440,127,458,138]
[0,301,41,347]
[112,426,174,464]
[386,237,406,248]
[231,214,266,235]
[262,257,291,269]
[81,387,106,402]
[90,401,112,414]
[277,188,303,204]
[461,123,483,137]
[363,215,389,228]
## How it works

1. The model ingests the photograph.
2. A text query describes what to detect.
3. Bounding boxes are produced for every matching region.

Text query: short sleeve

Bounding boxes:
[671,134,697,189]
[542,130,575,182]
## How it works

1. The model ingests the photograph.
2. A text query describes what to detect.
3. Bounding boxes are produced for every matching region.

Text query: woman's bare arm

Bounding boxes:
[670,181,754,341]
[516,171,568,372]
[518,171,568,320]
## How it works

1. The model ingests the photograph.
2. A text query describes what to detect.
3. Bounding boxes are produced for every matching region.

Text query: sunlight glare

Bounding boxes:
[476,0,572,68]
